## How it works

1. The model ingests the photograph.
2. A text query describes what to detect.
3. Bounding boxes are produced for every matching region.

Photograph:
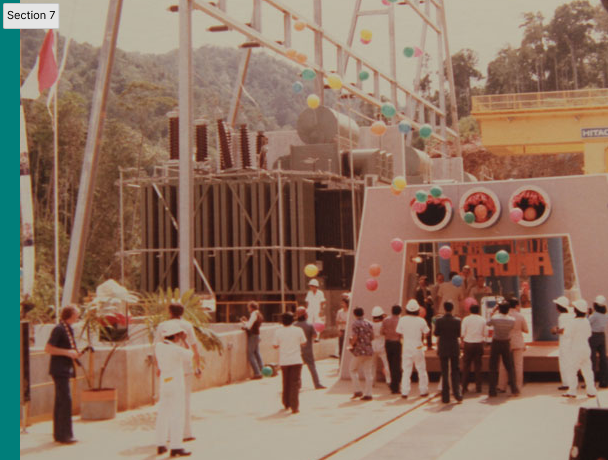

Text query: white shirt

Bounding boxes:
[396,316,429,351]
[461,314,487,343]
[557,312,574,345]
[243,310,262,330]
[273,325,306,366]
[155,340,194,386]
[155,319,198,373]
[305,289,326,320]
[563,317,592,353]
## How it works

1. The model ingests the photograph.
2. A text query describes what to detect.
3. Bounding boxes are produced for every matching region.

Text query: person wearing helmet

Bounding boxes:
[305,279,326,330]
[562,299,597,398]
[370,306,390,387]
[588,295,607,388]
[396,299,430,398]
[550,296,574,390]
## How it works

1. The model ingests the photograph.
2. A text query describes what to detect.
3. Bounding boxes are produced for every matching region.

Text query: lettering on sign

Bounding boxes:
[581,127,608,139]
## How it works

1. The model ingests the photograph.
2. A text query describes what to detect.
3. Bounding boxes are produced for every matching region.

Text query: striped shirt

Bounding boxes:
[487,313,515,341]
[589,312,608,333]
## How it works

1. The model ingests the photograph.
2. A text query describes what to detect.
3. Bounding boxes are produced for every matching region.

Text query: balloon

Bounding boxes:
[359,70,370,81]
[413,46,424,57]
[294,20,306,31]
[261,366,273,377]
[390,238,404,252]
[360,38,371,45]
[418,306,426,318]
[302,68,316,81]
[495,250,510,264]
[413,201,427,213]
[451,275,463,287]
[292,81,303,93]
[388,0,398,2]
[327,74,342,90]
[369,263,382,277]
[370,120,387,136]
[523,207,538,221]
[390,186,401,196]
[392,176,406,191]
[430,186,442,198]
[464,297,477,312]
[403,46,414,57]
[510,207,524,223]
[398,120,412,134]
[307,94,320,109]
[360,29,373,41]
[419,124,433,139]
[296,53,308,64]
[474,204,489,222]
[415,190,428,203]
[366,278,378,291]
[286,48,297,58]
[381,103,396,119]
[313,322,325,333]
[382,0,390,4]
[464,212,475,224]
[438,246,452,260]
[304,264,319,277]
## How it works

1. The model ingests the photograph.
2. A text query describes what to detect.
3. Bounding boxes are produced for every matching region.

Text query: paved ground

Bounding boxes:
[20,358,607,460]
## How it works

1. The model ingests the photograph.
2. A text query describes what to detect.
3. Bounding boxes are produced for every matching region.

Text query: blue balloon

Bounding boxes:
[398,120,412,134]
[451,275,463,287]
[292,81,303,93]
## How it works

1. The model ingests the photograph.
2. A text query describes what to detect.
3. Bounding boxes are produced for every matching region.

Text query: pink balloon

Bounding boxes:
[390,238,404,252]
[464,297,478,312]
[413,201,427,213]
[510,208,523,223]
[438,246,452,260]
[382,0,390,4]
[366,278,378,291]
[313,322,325,333]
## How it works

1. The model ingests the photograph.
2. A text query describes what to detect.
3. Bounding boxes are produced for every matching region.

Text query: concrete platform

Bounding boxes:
[20,358,607,460]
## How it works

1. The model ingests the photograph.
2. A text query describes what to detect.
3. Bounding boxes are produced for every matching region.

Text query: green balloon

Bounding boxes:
[464,212,475,224]
[430,186,442,198]
[419,124,433,139]
[415,190,428,203]
[261,366,273,377]
[381,103,396,119]
[359,70,370,81]
[302,68,316,81]
[403,47,414,58]
[495,250,510,264]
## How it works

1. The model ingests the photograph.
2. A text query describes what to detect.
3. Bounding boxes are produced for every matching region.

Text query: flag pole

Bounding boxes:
[53,30,60,320]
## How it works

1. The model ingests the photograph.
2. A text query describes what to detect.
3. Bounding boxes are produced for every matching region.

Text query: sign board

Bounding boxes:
[581,127,608,139]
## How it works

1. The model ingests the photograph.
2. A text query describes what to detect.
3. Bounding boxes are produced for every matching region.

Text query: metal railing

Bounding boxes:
[472,89,608,112]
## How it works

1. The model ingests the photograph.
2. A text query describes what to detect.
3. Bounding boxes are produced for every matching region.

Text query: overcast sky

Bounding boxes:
[24,0,573,87]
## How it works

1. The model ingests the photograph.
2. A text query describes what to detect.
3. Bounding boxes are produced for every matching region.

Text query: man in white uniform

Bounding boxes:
[396,299,430,398]
[155,322,193,457]
[550,296,574,390]
[305,279,326,327]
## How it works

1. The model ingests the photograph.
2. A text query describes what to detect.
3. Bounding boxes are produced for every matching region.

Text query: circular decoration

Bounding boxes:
[403,46,415,57]
[360,29,372,42]
[415,190,428,203]
[327,74,342,90]
[438,246,452,259]
[398,120,412,134]
[419,124,433,139]
[495,250,510,265]
[261,366,273,377]
[369,264,382,277]
[307,94,320,109]
[390,238,404,252]
[313,322,325,333]
[509,186,551,227]
[296,53,308,64]
[359,70,370,81]
[304,264,319,277]
[451,275,463,287]
[381,103,397,119]
[459,187,501,229]
[294,20,306,31]
[302,68,316,81]
[410,196,453,232]
[366,278,378,291]
[292,81,303,93]
[370,120,387,136]
[392,176,406,191]
[430,186,443,198]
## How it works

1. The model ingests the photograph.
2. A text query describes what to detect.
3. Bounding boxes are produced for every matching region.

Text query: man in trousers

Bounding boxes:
[295,307,326,389]
[155,321,193,457]
[434,302,462,403]
[382,305,403,394]
[348,307,375,401]
[396,299,430,398]
[487,301,519,397]
[498,298,529,392]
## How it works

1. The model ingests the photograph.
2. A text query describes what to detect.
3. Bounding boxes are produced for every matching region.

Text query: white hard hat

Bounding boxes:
[572,299,588,314]
[405,299,420,313]
[552,296,570,309]
[371,306,385,317]
[595,295,607,307]
[160,320,184,338]
[308,279,319,287]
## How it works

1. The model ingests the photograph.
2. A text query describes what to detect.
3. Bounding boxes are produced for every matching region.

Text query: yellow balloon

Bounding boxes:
[327,74,343,90]
[296,53,308,64]
[370,120,387,136]
[304,264,319,277]
[392,176,407,191]
[294,20,306,31]
[360,29,372,41]
[307,94,320,109]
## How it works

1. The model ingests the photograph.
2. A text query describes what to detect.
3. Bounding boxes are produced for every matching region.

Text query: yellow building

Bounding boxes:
[471,89,608,174]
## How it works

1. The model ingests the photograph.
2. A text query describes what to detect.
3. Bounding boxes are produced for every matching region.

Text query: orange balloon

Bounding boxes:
[296,53,308,64]
[294,20,306,31]
[286,48,297,58]
[369,263,382,277]
[390,186,401,196]
[474,204,488,222]
[370,120,387,136]
[523,207,538,221]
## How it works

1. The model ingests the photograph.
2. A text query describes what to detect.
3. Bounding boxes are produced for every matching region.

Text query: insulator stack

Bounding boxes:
[195,120,208,162]
[217,119,233,170]
[239,124,251,168]
[167,111,179,160]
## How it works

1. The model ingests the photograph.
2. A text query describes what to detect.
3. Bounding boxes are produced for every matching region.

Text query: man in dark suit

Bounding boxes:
[295,307,326,389]
[434,301,462,403]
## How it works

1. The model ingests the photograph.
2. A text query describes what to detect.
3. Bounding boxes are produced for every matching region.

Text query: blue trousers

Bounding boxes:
[247,334,263,376]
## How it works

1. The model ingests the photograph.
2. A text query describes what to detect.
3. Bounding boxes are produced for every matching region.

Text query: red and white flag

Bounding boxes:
[21,30,58,100]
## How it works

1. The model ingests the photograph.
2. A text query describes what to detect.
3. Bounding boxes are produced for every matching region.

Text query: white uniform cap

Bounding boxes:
[405,299,420,313]
[308,279,319,287]
[595,295,607,307]
[160,320,185,338]
[572,299,588,313]
[552,296,570,309]
[371,306,385,317]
